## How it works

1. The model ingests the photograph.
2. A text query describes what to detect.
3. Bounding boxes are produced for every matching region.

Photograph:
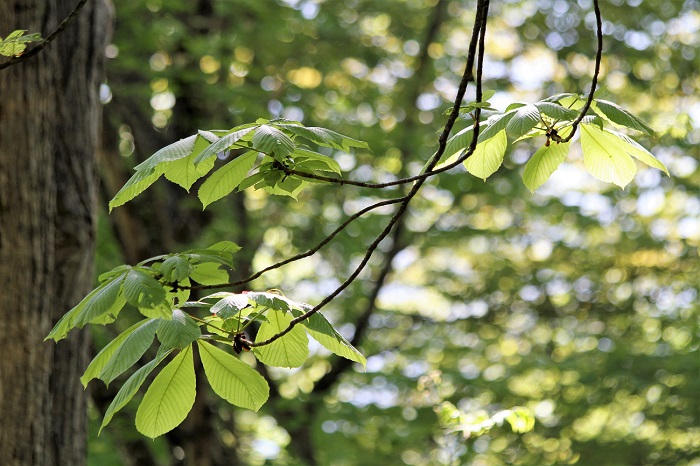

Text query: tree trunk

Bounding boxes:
[0,2,111,465]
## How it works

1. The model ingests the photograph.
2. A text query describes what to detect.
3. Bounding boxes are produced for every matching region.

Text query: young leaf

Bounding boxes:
[253,310,309,368]
[135,346,196,438]
[293,148,342,174]
[580,123,637,188]
[109,167,165,211]
[435,126,474,169]
[535,101,580,121]
[189,262,230,285]
[252,124,295,159]
[198,151,257,208]
[541,93,578,103]
[80,319,153,387]
[160,256,193,282]
[193,125,258,164]
[122,267,169,316]
[275,123,369,151]
[302,313,366,367]
[210,294,250,319]
[157,309,202,349]
[99,347,174,435]
[163,136,217,190]
[98,319,160,386]
[606,129,668,175]
[464,130,508,180]
[477,109,518,142]
[505,104,541,139]
[592,100,654,135]
[197,341,269,411]
[134,135,198,172]
[522,140,571,193]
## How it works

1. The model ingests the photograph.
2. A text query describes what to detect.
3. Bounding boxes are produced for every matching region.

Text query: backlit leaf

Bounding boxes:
[157,309,201,349]
[592,100,654,135]
[505,104,541,139]
[193,125,258,164]
[253,310,309,368]
[198,151,257,208]
[98,319,160,386]
[522,140,571,193]
[464,130,508,180]
[135,346,196,438]
[302,312,366,367]
[252,124,295,159]
[581,123,637,188]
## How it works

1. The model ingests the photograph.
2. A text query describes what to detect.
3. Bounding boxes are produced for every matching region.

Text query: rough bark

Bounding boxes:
[0,1,111,465]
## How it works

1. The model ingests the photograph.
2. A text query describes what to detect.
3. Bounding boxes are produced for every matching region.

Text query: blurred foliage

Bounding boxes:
[91,0,699,465]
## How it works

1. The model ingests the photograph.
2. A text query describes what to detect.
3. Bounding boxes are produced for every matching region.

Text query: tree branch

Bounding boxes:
[0,0,90,71]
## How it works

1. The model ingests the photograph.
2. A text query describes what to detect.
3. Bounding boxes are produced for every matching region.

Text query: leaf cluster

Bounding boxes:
[0,30,41,57]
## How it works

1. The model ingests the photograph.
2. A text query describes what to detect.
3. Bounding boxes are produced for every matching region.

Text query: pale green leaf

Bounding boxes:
[134,135,198,172]
[157,309,201,349]
[580,123,637,188]
[98,319,160,386]
[535,101,580,121]
[189,262,230,285]
[193,125,258,164]
[67,273,128,332]
[302,313,366,367]
[592,100,654,135]
[522,140,571,193]
[109,167,165,211]
[210,294,250,319]
[99,347,173,435]
[606,129,668,175]
[253,310,309,368]
[163,135,216,190]
[293,148,342,174]
[477,110,518,142]
[80,319,151,387]
[275,123,369,151]
[197,341,269,411]
[135,346,196,438]
[252,124,295,159]
[122,267,168,314]
[505,104,541,139]
[464,130,508,180]
[198,151,257,208]
[435,126,474,169]
[160,256,193,282]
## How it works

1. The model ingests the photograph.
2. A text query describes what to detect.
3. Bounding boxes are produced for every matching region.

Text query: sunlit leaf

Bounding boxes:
[464,130,508,180]
[293,148,342,174]
[189,262,230,285]
[536,101,580,121]
[193,125,258,164]
[163,135,216,190]
[592,99,655,135]
[275,123,369,151]
[109,167,165,211]
[98,319,160,386]
[253,309,309,368]
[505,104,541,139]
[606,129,668,175]
[198,151,257,208]
[435,126,474,169]
[252,124,295,159]
[80,319,153,387]
[522,140,571,193]
[122,267,169,316]
[580,123,637,188]
[99,347,173,435]
[160,256,193,282]
[134,135,198,172]
[477,109,518,142]
[302,312,366,367]
[197,341,269,411]
[135,346,196,438]
[156,309,201,349]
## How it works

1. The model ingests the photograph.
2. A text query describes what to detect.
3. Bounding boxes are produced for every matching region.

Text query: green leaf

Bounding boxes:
[157,309,202,349]
[134,135,198,172]
[293,148,342,174]
[198,151,257,208]
[98,319,160,386]
[275,123,369,151]
[522,140,571,193]
[541,93,578,103]
[163,135,216,190]
[505,104,541,139]
[210,294,250,319]
[161,256,193,282]
[99,347,173,435]
[193,125,258,164]
[302,313,366,367]
[109,167,165,211]
[606,129,668,175]
[252,124,295,159]
[580,123,637,188]
[253,310,309,368]
[80,319,152,387]
[592,99,655,135]
[122,267,169,316]
[189,262,230,285]
[464,130,508,180]
[477,109,518,142]
[435,126,474,169]
[135,346,196,438]
[71,273,128,329]
[197,341,269,411]
[535,102,580,121]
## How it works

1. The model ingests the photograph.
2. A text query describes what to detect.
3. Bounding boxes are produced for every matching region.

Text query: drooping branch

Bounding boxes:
[249,0,492,349]
[0,0,91,70]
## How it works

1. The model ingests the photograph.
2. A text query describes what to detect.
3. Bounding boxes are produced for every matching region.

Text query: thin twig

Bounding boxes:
[0,0,91,70]
[250,0,491,348]
[560,0,603,142]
